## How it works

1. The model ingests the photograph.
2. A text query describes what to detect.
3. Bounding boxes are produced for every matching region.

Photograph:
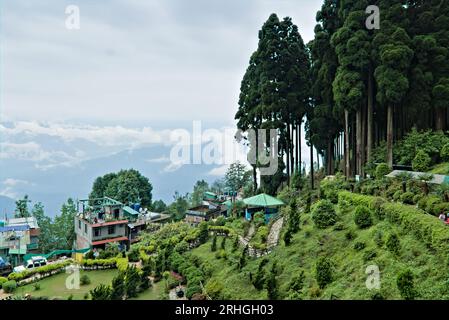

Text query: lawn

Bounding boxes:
[430,162,449,174]
[16,269,118,300]
[130,281,165,300]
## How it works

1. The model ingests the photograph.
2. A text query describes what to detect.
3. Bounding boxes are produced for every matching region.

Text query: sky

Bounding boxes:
[0,0,323,214]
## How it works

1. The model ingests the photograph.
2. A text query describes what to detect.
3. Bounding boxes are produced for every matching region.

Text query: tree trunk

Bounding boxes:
[310,142,314,190]
[356,108,362,177]
[286,126,290,182]
[290,124,295,176]
[298,124,302,175]
[344,109,350,179]
[253,131,258,192]
[367,67,374,163]
[435,108,445,131]
[295,122,299,174]
[327,139,334,175]
[387,104,394,168]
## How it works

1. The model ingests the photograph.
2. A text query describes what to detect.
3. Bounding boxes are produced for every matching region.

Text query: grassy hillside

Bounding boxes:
[187,191,449,300]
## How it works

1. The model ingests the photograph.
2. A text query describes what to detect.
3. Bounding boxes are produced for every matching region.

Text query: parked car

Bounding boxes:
[0,257,13,276]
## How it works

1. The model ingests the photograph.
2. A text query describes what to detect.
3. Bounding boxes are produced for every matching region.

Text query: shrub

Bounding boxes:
[425,196,442,215]
[383,202,449,254]
[186,284,202,300]
[311,200,337,229]
[412,150,431,172]
[397,269,416,300]
[433,202,449,216]
[363,249,377,262]
[33,283,41,291]
[413,194,423,205]
[354,206,373,229]
[400,192,415,205]
[315,257,333,289]
[374,230,384,247]
[253,211,265,227]
[372,197,386,220]
[441,143,449,162]
[211,236,217,252]
[386,233,400,255]
[2,280,17,293]
[375,163,391,179]
[204,278,224,300]
[320,174,349,203]
[333,222,345,231]
[393,190,403,201]
[80,274,91,286]
[127,247,140,262]
[0,277,7,288]
[353,241,366,251]
[345,230,356,240]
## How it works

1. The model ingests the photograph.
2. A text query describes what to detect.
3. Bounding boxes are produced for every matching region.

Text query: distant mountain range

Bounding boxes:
[0,144,226,217]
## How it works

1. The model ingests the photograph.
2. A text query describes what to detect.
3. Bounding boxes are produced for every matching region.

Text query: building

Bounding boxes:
[0,217,40,266]
[74,197,171,250]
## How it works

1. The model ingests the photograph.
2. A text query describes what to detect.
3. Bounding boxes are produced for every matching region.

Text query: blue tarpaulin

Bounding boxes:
[0,225,29,232]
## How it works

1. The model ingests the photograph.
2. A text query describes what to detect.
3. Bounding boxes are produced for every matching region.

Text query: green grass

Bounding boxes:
[15,269,118,300]
[131,281,164,300]
[430,162,449,174]
[189,203,449,300]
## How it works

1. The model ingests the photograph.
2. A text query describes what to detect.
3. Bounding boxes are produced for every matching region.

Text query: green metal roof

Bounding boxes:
[9,247,27,255]
[123,206,140,216]
[243,193,285,207]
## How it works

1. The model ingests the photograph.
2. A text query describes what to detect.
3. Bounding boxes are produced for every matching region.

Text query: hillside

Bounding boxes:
[185,188,449,300]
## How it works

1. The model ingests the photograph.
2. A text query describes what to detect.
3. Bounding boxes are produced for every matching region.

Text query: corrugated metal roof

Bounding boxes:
[7,217,39,229]
[0,225,29,232]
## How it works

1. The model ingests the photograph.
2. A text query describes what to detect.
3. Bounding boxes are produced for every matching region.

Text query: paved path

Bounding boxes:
[267,217,284,248]
[238,223,255,247]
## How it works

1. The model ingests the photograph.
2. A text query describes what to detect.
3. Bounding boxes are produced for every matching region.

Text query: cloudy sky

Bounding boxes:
[0,0,323,214]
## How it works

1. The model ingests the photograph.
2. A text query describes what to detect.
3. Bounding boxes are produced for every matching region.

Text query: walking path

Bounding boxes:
[266,216,284,248]
[237,216,284,257]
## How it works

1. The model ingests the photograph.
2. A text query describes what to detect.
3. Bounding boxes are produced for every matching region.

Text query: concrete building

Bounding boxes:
[0,217,40,266]
[74,197,171,250]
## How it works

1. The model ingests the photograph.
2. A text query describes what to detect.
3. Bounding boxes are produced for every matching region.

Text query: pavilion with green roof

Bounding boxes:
[242,193,285,223]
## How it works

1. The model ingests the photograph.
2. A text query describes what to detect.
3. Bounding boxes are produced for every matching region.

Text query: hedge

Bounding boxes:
[338,191,449,254]
[383,202,449,254]
[338,191,378,209]
[80,258,117,269]
[8,261,72,281]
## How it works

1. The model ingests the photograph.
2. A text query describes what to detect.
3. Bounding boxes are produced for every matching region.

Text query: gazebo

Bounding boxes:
[242,193,285,223]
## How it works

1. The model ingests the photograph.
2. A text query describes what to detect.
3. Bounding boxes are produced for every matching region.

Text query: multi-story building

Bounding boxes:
[74,197,170,250]
[0,216,40,266]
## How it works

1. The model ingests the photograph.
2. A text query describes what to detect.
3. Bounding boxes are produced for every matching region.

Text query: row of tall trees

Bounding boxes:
[237,0,449,185]
[235,14,310,192]
[308,0,449,178]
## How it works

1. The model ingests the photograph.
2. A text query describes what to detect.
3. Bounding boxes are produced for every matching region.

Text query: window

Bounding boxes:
[78,220,81,229]
[108,225,115,235]
[94,228,101,237]
[84,224,87,234]
[114,209,120,219]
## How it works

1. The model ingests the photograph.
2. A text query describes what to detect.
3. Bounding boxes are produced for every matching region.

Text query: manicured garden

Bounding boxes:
[15,269,118,300]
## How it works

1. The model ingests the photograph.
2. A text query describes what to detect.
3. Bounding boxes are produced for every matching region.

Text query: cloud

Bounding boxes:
[0,141,74,162]
[1,0,322,123]
[0,121,170,147]
[0,178,32,199]
[2,178,31,187]
[207,165,229,177]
